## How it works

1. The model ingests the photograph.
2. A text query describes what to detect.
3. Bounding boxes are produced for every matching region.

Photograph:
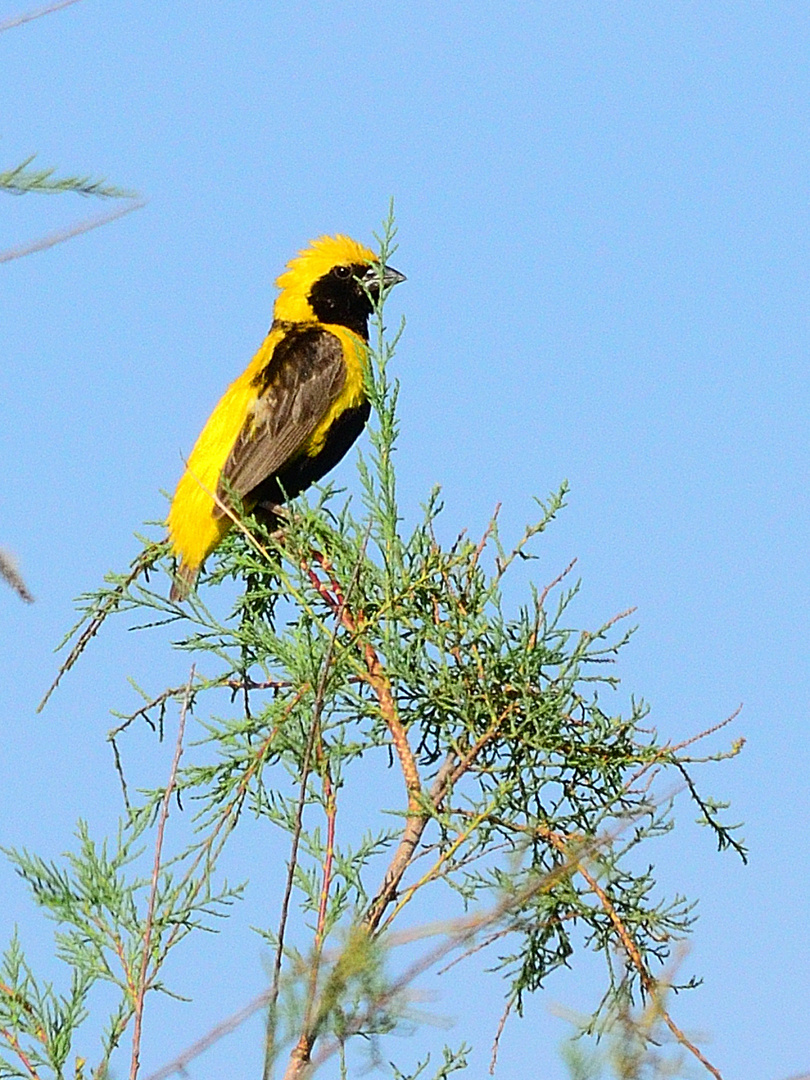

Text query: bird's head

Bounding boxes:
[273,234,405,339]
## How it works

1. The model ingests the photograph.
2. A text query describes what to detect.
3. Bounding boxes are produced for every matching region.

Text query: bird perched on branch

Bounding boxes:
[167,234,405,601]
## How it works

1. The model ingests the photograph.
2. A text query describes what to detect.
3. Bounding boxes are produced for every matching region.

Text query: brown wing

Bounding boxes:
[214,326,346,517]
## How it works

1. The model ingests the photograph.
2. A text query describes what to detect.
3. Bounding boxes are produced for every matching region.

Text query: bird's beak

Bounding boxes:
[361,263,407,292]
[381,264,407,287]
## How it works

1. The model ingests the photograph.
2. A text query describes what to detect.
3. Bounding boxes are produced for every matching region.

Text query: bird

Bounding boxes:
[166,234,406,601]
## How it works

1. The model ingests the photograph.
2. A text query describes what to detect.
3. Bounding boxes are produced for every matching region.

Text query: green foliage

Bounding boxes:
[13,208,744,1080]
[2,813,242,1079]
[0,931,90,1080]
[0,156,135,198]
[390,1044,470,1080]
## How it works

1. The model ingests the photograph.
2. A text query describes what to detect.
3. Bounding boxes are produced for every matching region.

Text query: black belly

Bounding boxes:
[251,400,371,509]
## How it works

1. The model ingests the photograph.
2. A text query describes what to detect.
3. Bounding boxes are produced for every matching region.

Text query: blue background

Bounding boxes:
[2,3,808,1078]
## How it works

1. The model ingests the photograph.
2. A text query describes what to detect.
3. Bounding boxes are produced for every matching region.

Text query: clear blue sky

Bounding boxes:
[2,3,808,1078]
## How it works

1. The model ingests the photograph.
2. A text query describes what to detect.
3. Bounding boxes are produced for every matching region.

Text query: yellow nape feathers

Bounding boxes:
[166,233,404,601]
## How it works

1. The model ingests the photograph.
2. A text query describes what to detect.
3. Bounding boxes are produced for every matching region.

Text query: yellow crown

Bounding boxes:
[273,234,377,324]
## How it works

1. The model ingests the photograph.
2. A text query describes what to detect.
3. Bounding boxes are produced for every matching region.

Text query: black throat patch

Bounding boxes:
[307,263,373,339]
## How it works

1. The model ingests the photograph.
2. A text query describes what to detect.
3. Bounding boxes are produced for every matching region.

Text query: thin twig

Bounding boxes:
[0,0,84,33]
[537,557,578,613]
[668,705,743,754]
[313,762,337,958]
[143,989,271,1080]
[0,199,145,265]
[109,675,288,741]
[367,707,508,933]
[489,991,516,1075]
[378,722,516,932]
[0,1028,40,1080]
[380,798,498,934]
[363,753,454,934]
[110,737,132,813]
[128,666,193,1080]
[671,759,747,861]
[308,551,421,797]
[159,700,296,967]
[143,841,592,1080]
[620,706,743,809]
[298,759,337,1050]
[309,851,589,1076]
[436,926,516,976]
[303,549,430,935]
[269,536,370,1080]
[544,830,724,1080]
[264,712,322,1080]
[469,504,500,574]
[38,541,162,712]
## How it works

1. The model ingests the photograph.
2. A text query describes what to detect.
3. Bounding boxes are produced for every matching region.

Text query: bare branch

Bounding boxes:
[129,667,193,1080]
[0,0,84,33]
[270,537,371,1080]
[543,829,724,1080]
[38,541,162,712]
[0,198,145,265]
[142,990,271,1080]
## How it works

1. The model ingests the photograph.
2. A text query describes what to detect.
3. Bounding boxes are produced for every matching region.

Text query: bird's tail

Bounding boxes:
[170,561,198,603]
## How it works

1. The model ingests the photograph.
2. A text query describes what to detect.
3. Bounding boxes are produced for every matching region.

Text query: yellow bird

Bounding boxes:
[167,234,405,600]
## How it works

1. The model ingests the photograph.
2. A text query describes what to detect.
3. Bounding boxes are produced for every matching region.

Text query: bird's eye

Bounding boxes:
[332,265,352,279]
